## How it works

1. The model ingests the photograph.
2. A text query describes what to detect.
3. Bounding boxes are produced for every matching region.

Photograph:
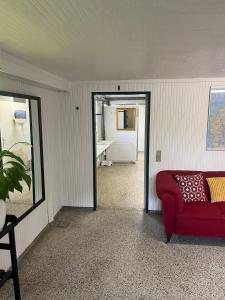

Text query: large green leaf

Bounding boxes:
[21,173,32,190]
[3,160,24,169]
[0,146,32,201]
[0,176,10,200]
[5,167,23,182]
[0,150,25,166]
[5,176,15,193]
[4,168,23,193]
[7,167,31,190]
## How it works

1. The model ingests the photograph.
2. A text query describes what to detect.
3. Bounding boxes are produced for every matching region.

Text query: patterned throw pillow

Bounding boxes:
[175,173,208,203]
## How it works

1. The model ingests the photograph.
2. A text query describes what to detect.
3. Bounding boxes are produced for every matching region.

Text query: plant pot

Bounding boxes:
[0,200,6,231]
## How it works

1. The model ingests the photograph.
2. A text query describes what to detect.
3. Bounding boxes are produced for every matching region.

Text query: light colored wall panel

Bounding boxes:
[0,201,48,270]
[107,143,137,162]
[104,105,137,162]
[0,73,65,268]
[65,78,225,211]
[138,105,145,151]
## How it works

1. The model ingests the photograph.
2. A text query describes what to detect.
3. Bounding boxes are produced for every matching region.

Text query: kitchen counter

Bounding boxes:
[96,140,112,158]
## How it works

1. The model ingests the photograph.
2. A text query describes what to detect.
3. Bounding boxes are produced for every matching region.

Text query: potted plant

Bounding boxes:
[0,143,31,230]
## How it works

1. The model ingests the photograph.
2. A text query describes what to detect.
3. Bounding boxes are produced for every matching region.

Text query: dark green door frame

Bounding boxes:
[92,91,151,213]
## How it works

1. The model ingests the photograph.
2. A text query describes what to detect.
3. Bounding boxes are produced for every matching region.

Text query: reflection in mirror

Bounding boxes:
[116,108,136,130]
[0,95,44,218]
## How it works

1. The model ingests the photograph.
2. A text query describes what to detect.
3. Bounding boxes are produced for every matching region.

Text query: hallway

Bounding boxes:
[97,152,144,210]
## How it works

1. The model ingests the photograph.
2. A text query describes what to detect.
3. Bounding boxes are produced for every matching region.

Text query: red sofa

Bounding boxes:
[156,170,225,242]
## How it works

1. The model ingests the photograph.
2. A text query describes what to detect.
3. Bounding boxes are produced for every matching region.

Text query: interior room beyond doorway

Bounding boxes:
[94,93,149,211]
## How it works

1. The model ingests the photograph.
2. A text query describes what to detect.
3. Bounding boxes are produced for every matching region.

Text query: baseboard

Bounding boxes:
[17,207,63,265]
[62,206,161,214]
[53,206,63,218]
[17,223,50,265]
[112,161,136,164]
[62,206,94,210]
[16,208,160,265]
[148,210,162,215]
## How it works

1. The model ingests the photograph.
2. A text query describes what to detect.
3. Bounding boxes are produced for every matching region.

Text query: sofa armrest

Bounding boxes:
[156,171,184,213]
[161,193,176,239]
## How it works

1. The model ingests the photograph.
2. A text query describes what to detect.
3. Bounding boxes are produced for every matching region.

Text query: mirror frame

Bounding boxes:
[116,107,136,131]
[0,90,45,222]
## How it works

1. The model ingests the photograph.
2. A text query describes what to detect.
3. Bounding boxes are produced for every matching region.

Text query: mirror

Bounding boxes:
[116,108,136,131]
[0,93,44,218]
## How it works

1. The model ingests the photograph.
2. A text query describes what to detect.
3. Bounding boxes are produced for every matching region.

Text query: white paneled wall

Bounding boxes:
[0,73,65,269]
[138,105,145,151]
[2,74,225,269]
[104,105,137,162]
[62,78,225,211]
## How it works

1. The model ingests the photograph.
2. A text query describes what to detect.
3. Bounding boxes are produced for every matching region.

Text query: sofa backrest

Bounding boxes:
[163,170,225,202]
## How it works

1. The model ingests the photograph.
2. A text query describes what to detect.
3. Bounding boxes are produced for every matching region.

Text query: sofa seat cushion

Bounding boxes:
[174,202,225,238]
[176,202,223,221]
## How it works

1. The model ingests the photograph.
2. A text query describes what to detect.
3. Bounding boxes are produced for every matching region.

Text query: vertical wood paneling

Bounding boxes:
[2,75,225,270]
[63,78,225,211]
[0,73,65,269]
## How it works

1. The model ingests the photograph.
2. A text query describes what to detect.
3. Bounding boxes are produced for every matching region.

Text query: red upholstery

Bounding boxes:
[214,202,225,217]
[177,202,222,220]
[156,171,184,213]
[156,170,225,240]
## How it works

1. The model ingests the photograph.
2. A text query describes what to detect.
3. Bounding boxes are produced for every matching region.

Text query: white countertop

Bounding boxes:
[96,140,112,158]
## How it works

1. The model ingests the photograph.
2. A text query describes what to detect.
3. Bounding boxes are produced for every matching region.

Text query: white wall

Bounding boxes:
[138,105,145,152]
[96,101,103,141]
[62,78,225,211]
[2,64,225,271]
[105,105,137,162]
[0,73,66,269]
[0,98,30,150]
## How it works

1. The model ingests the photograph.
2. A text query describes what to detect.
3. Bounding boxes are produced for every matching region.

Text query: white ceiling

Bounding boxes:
[1,0,225,81]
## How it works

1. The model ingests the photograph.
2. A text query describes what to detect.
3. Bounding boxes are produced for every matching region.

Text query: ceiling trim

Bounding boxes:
[73,77,225,86]
[1,50,71,92]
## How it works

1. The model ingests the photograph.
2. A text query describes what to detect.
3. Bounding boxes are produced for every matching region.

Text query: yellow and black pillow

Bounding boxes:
[206,177,225,203]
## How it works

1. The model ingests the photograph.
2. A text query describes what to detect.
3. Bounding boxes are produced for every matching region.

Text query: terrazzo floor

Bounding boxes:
[97,152,144,210]
[2,207,225,299]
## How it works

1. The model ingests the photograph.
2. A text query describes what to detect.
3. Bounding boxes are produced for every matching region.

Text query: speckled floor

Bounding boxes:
[97,152,144,210]
[2,207,225,299]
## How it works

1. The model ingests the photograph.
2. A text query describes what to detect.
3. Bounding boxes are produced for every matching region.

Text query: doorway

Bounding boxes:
[92,92,151,212]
